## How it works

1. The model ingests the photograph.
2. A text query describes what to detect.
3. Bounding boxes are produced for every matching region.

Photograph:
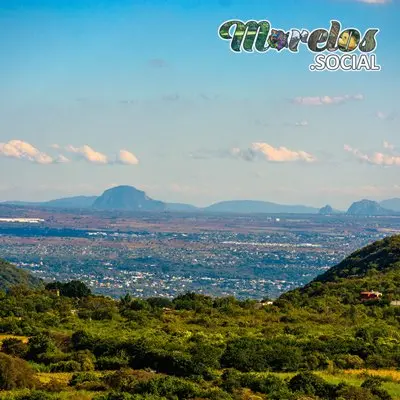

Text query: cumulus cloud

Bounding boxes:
[344,144,400,166]
[57,145,139,166]
[292,94,363,106]
[191,143,316,163]
[65,145,108,164]
[55,154,70,163]
[0,140,139,167]
[250,143,316,163]
[116,150,139,165]
[0,140,54,164]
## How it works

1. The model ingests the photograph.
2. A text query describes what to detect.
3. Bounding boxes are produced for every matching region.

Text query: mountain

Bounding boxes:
[204,200,318,214]
[279,235,400,305]
[0,259,43,291]
[318,205,343,215]
[92,185,166,212]
[380,198,400,212]
[3,196,97,209]
[314,235,400,283]
[165,203,199,212]
[44,196,97,208]
[346,199,394,216]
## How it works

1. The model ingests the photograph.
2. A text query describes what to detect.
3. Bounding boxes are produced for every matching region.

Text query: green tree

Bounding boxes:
[0,352,37,390]
[1,337,28,358]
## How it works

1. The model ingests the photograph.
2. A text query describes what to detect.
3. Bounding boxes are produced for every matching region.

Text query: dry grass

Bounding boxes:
[343,369,400,382]
[0,334,29,344]
[36,372,74,385]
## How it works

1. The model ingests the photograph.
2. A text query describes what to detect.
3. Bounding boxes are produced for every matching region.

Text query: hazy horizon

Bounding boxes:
[0,0,399,210]
[2,182,400,211]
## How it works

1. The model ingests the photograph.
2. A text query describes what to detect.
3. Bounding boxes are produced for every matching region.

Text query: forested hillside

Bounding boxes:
[0,237,399,399]
[0,259,43,292]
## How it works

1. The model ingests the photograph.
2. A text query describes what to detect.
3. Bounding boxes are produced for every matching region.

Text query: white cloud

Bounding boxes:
[116,150,139,165]
[251,143,316,163]
[295,120,309,127]
[293,94,363,106]
[0,140,54,164]
[383,141,395,151]
[344,144,400,166]
[193,144,317,163]
[65,145,108,164]
[376,111,396,120]
[55,154,70,163]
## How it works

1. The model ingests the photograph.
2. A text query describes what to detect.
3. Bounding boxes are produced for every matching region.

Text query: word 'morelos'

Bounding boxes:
[218,20,381,72]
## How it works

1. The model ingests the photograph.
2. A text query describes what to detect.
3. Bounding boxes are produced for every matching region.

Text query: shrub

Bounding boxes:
[221,337,270,372]
[1,338,28,358]
[0,352,37,390]
[239,373,291,399]
[103,369,138,392]
[26,333,56,361]
[288,372,335,399]
[334,354,365,369]
[49,360,81,372]
[134,376,201,398]
[361,377,393,400]
[336,383,377,400]
[16,391,54,400]
[75,381,109,391]
[42,378,67,392]
[96,355,129,370]
[70,371,99,386]
[72,349,96,371]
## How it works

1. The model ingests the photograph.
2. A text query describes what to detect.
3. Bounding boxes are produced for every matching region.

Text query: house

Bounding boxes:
[48,289,60,297]
[360,291,382,301]
[254,301,274,309]
[390,300,400,306]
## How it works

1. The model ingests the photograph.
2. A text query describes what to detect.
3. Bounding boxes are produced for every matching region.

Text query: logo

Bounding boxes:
[218,20,380,72]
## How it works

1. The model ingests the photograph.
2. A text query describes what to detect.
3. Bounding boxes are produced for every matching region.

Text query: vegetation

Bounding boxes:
[0,236,399,399]
[0,259,42,292]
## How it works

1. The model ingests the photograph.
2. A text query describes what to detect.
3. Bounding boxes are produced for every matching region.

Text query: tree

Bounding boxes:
[221,337,270,372]
[288,372,335,399]
[146,297,172,309]
[72,350,96,371]
[26,333,56,361]
[1,338,28,358]
[46,280,91,298]
[0,352,37,390]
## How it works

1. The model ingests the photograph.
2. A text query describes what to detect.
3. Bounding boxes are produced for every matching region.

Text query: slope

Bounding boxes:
[0,259,43,291]
[279,235,400,305]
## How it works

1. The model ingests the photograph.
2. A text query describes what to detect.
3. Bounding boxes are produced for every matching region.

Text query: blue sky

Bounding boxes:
[0,0,399,209]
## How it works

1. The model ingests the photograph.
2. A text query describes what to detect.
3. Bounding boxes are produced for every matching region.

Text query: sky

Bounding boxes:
[0,0,399,210]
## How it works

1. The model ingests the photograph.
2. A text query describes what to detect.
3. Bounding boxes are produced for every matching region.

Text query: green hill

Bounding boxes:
[280,235,400,305]
[0,259,43,291]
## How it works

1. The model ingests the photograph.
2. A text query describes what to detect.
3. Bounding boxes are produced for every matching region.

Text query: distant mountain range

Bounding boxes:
[2,196,97,209]
[93,186,165,212]
[380,198,400,212]
[346,199,395,216]
[204,200,318,214]
[2,186,400,216]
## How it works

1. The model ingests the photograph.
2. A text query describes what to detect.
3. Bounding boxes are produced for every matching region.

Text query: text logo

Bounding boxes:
[218,20,381,72]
